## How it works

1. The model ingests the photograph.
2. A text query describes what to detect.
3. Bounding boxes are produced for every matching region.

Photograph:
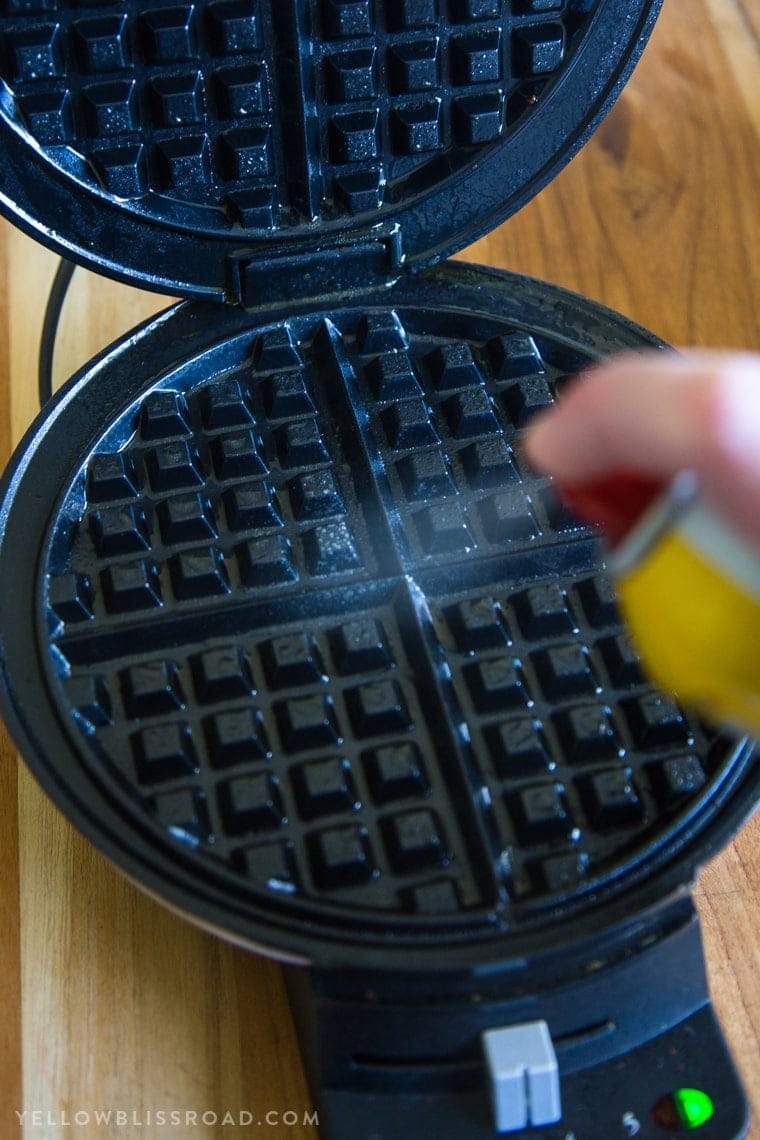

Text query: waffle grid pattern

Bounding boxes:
[0,0,598,228]
[43,306,733,927]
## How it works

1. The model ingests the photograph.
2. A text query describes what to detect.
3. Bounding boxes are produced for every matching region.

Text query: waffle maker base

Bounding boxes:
[0,266,757,1138]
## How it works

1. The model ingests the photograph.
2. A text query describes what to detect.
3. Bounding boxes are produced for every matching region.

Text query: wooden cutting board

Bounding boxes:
[0,1,758,1136]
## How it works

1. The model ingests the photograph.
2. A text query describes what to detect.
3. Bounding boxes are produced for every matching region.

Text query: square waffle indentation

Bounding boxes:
[158,494,216,545]
[501,375,554,426]
[391,98,442,154]
[414,500,472,553]
[6,23,62,81]
[477,490,536,542]
[289,471,346,520]
[72,16,128,74]
[386,0,438,30]
[224,484,281,532]
[453,91,503,145]
[49,573,93,623]
[88,452,139,502]
[261,633,325,689]
[534,851,588,894]
[446,597,508,652]
[211,429,266,480]
[219,771,284,835]
[486,716,548,777]
[513,22,566,77]
[276,694,341,753]
[487,332,544,380]
[579,768,644,829]
[509,782,571,844]
[512,582,571,638]
[147,74,203,128]
[325,47,376,102]
[102,560,162,612]
[364,742,428,804]
[303,520,362,576]
[80,79,139,135]
[598,634,643,689]
[442,389,501,439]
[623,693,688,749]
[450,29,502,85]
[204,708,269,767]
[367,352,422,401]
[132,722,196,783]
[330,617,391,674]
[346,680,411,737]
[219,125,272,179]
[276,419,330,468]
[452,0,500,18]
[425,342,484,391]
[121,659,184,718]
[321,0,373,39]
[577,575,619,628]
[554,704,617,763]
[89,145,147,197]
[237,535,297,587]
[397,449,455,501]
[212,64,267,119]
[648,755,706,806]
[206,0,260,53]
[264,371,316,420]
[200,378,254,428]
[292,757,358,820]
[464,655,525,713]
[388,39,440,94]
[139,391,190,440]
[66,674,112,727]
[153,787,211,844]
[89,505,150,557]
[139,5,197,64]
[153,135,211,192]
[460,437,516,488]
[146,439,203,491]
[382,808,447,872]
[169,547,230,599]
[192,645,254,703]
[236,841,299,893]
[532,643,594,700]
[309,824,373,889]
[355,311,408,354]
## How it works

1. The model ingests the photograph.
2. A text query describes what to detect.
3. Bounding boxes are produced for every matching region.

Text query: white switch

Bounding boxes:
[482,1020,561,1133]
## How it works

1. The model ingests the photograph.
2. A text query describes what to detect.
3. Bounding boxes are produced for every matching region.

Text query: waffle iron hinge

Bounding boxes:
[227,222,404,310]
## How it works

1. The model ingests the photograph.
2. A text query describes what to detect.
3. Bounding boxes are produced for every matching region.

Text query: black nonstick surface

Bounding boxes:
[0,0,663,296]
[0,267,754,970]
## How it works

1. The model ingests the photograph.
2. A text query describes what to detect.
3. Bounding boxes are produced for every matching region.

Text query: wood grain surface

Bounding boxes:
[0,2,758,1138]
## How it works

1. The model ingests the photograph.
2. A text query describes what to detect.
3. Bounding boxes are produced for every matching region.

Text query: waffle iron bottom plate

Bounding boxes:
[0,264,755,975]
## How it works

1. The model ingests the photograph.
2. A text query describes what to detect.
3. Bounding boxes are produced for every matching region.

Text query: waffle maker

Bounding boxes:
[0,2,758,1137]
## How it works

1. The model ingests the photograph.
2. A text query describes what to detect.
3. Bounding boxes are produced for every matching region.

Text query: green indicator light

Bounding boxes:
[674,1088,714,1130]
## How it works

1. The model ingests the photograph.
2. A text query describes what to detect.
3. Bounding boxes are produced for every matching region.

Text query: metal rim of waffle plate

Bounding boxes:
[0,0,663,300]
[0,266,756,972]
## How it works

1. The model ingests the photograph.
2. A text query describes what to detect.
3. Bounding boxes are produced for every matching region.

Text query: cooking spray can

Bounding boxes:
[561,471,760,738]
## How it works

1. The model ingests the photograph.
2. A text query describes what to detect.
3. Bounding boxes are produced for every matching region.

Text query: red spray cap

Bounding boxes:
[558,471,664,547]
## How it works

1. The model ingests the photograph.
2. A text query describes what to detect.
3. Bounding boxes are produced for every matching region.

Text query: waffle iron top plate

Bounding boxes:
[0,0,663,298]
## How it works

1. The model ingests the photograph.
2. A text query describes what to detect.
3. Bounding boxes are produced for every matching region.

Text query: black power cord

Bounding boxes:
[38,258,76,408]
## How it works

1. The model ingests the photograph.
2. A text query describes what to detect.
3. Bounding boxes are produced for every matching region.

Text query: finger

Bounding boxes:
[523,350,760,546]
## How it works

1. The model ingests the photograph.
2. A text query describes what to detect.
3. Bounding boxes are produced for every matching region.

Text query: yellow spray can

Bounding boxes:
[562,471,760,738]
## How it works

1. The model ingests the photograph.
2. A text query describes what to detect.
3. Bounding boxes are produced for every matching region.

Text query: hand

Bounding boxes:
[524,350,760,547]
